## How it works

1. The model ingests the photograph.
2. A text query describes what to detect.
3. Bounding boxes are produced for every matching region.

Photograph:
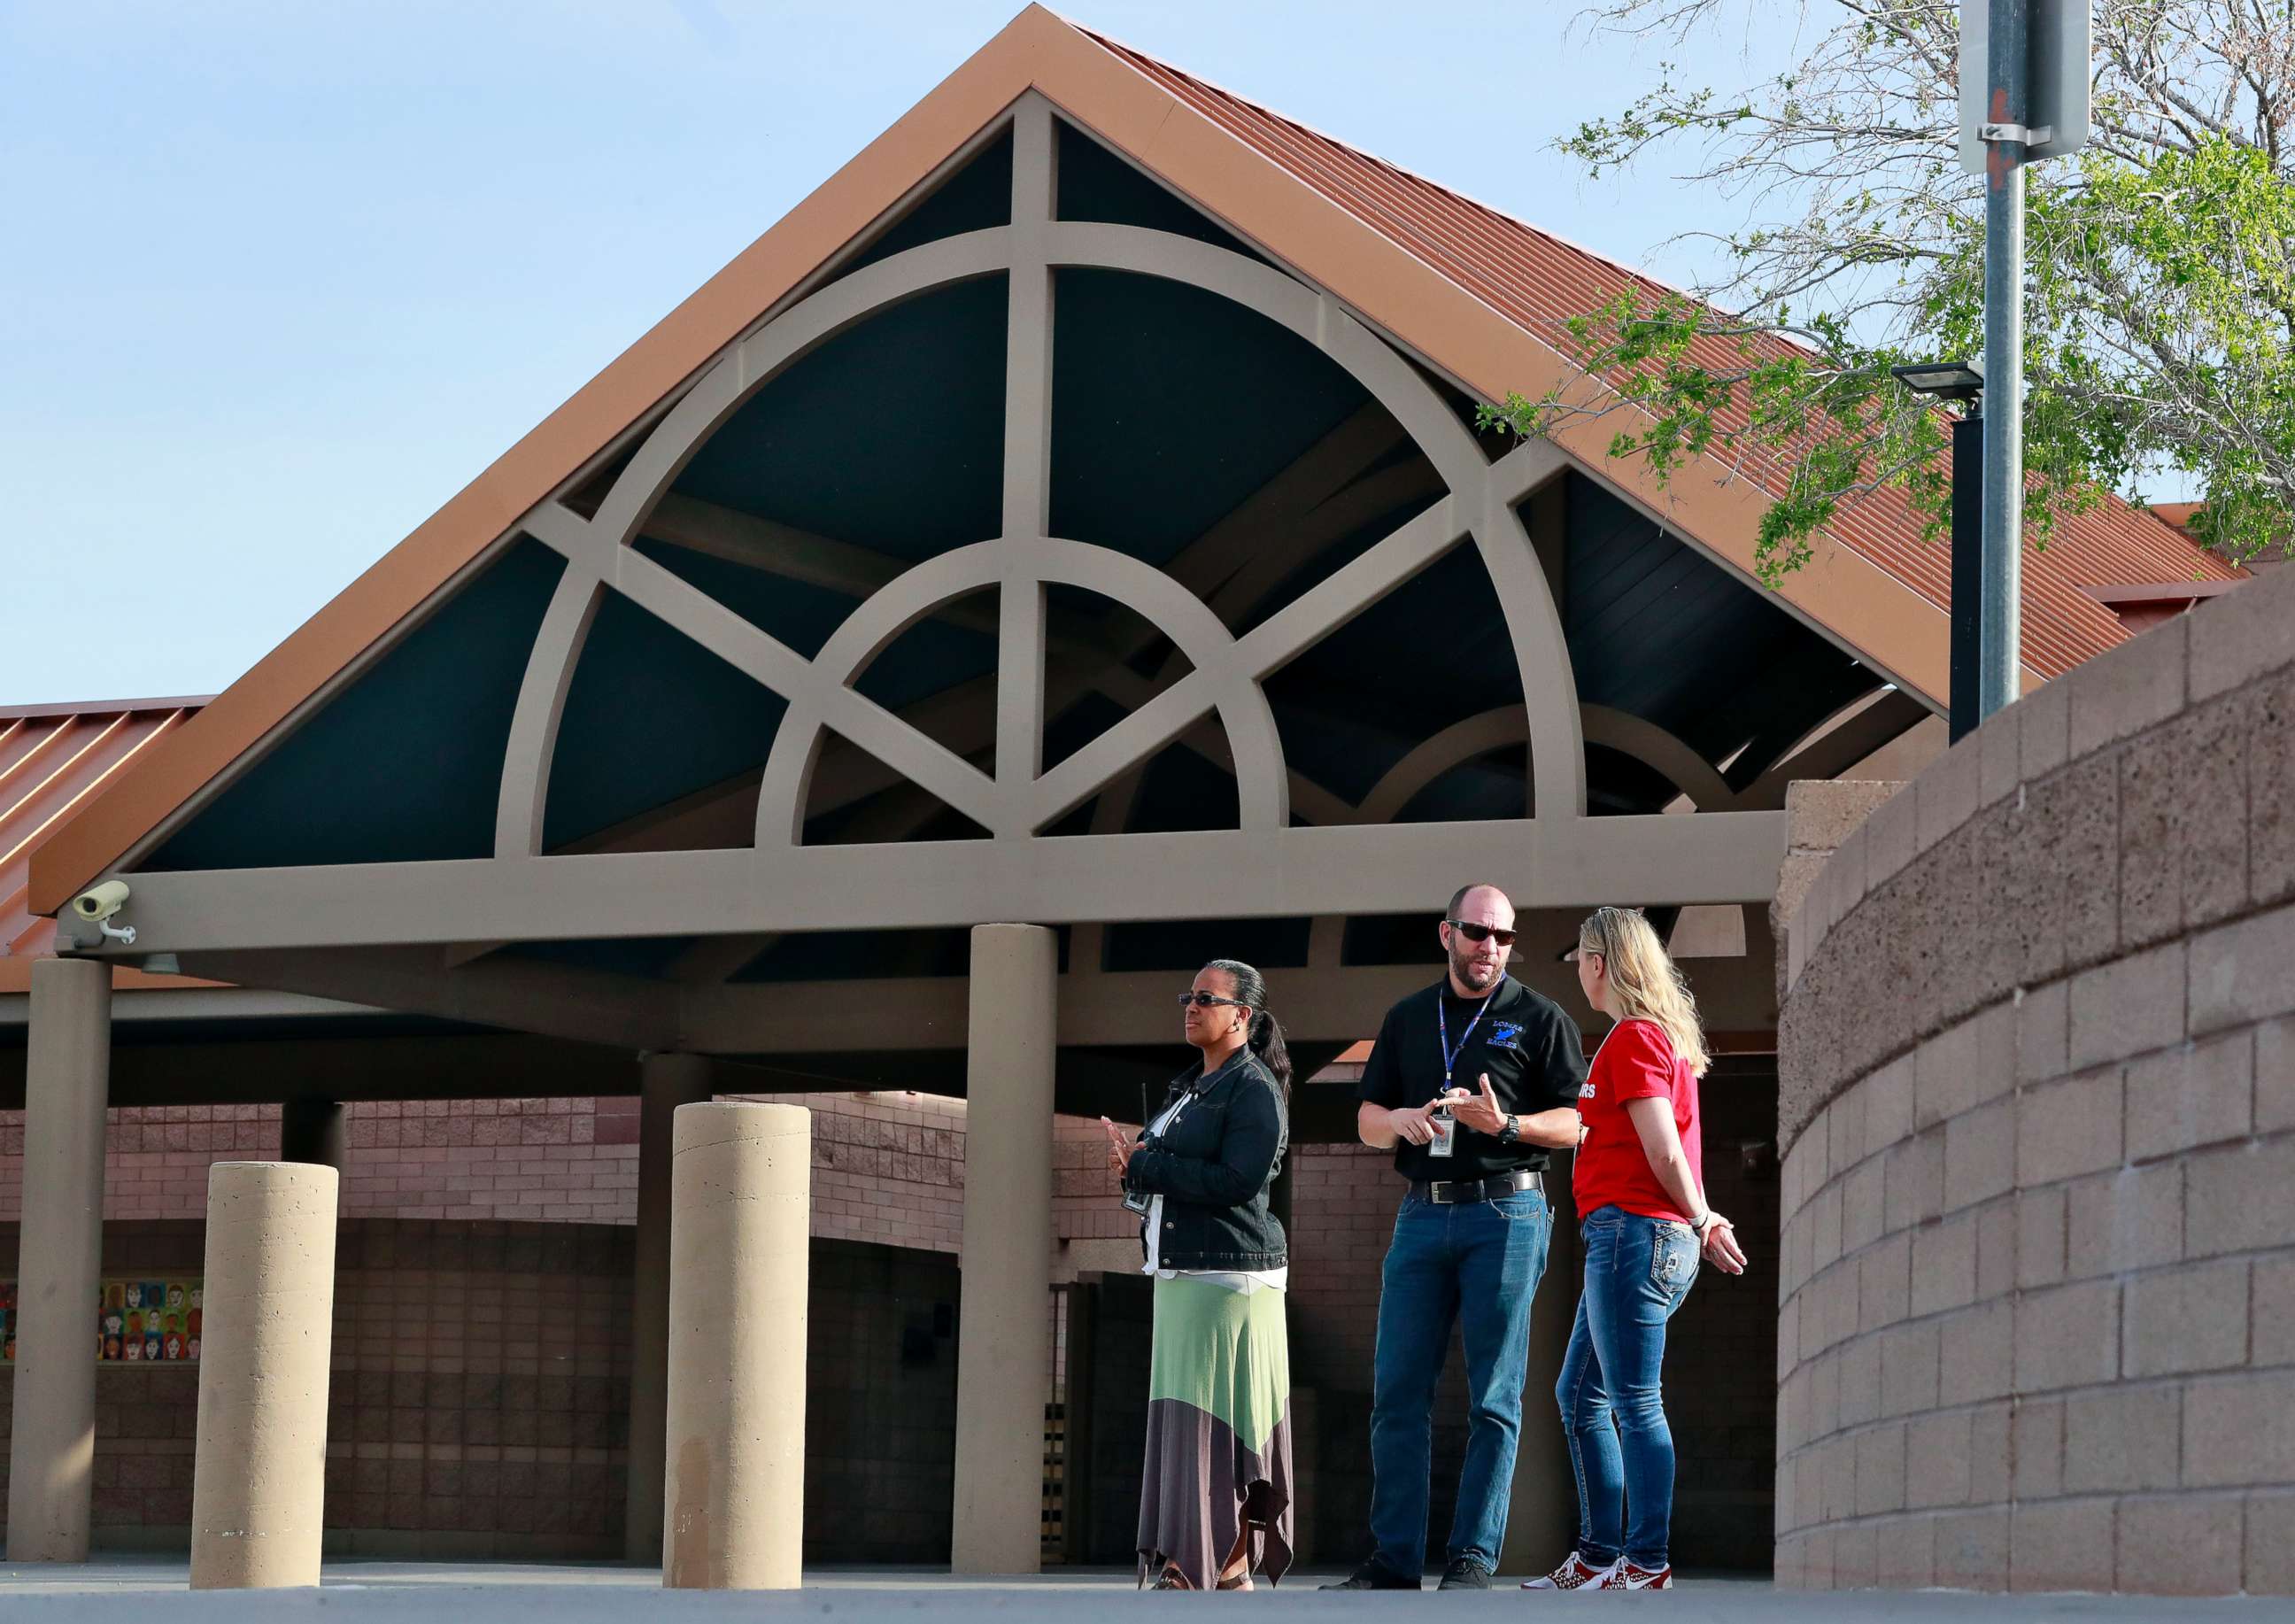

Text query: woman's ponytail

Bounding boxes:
[1248,1007,1293,1097]
[1204,958,1291,1099]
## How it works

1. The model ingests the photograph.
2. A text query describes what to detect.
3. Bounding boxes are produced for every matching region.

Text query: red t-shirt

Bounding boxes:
[1572,1018,1702,1224]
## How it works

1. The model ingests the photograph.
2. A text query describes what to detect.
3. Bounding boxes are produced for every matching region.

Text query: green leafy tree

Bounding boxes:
[1480,1,2295,582]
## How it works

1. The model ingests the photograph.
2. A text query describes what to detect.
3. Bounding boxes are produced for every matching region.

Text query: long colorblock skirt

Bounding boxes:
[1138,1274,1295,1588]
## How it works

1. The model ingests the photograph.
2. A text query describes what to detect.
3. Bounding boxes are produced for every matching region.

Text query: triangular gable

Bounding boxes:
[36,3,2205,910]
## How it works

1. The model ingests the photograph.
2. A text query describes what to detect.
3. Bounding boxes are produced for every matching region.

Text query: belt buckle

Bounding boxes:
[1427,1179,1456,1204]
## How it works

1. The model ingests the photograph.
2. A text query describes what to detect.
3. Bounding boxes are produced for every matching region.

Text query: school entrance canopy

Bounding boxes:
[9,3,2236,1574]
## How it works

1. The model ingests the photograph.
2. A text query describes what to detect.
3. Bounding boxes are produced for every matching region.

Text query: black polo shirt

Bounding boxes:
[1356,975,1588,1181]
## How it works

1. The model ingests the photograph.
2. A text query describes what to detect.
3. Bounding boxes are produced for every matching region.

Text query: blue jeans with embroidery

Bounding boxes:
[1366,1185,1551,1578]
[1556,1203,1700,1568]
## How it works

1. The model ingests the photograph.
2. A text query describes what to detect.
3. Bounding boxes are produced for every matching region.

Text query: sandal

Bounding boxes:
[1215,1517,1263,1591]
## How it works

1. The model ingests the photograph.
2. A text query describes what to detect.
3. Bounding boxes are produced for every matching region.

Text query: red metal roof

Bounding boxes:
[1079,27,2244,680]
[1,700,205,967]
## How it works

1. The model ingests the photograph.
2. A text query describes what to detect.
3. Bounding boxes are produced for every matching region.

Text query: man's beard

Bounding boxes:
[1450,947,1499,991]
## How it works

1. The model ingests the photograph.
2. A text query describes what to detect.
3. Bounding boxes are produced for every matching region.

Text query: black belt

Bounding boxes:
[1410,1169,1542,1205]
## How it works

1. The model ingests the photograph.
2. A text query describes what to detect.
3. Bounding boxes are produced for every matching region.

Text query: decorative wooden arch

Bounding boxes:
[493,99,1583,866]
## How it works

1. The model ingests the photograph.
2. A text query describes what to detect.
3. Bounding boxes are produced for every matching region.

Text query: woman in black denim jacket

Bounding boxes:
[1102,959,1294,1591]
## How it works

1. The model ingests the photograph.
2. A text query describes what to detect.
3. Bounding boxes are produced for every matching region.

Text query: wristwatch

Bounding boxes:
[1495,1114,1521,1146]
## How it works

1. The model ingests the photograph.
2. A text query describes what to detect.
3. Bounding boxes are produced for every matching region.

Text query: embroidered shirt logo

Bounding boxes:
[1488,1021,1524,1049]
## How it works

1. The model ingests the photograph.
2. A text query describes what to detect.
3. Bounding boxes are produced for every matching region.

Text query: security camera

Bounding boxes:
[73,880,131,923]
[69,880,136,946]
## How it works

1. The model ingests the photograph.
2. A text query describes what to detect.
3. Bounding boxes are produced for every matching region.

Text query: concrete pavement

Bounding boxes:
[0,1561,2285,1618]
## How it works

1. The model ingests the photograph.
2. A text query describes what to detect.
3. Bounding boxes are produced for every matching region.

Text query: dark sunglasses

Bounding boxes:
[1175,992,1252,1009]
[1446,919,1518,947]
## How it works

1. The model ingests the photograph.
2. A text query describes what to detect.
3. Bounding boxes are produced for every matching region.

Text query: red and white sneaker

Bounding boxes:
[1520,1551,1617,1589]
[1597,1559,1673,1589]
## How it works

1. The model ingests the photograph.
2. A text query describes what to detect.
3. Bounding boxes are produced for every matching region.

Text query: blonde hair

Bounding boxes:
[1577,906,1710,1078]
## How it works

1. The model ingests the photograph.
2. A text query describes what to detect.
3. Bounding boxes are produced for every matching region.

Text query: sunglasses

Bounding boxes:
[1446,919,1518,947]
[1175,992,1252,1009]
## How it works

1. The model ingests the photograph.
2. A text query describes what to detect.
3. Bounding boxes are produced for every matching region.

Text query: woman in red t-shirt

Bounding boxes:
[1523,908,1749,1594]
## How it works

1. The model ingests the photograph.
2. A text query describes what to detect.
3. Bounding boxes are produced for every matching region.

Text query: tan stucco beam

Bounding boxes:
[663,948,1782,1051]
[0,986,382,1028]
[81,809,1786,963]
[0,1035,845,1109]
[2,956,1781,1078]
[182,946,680,1053]
[1159,403,1411,600]
[1738,687,1934,808]
[644,495,988,630]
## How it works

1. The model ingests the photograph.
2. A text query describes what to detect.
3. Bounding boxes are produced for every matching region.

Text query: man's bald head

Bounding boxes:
[1446,882,1512,923]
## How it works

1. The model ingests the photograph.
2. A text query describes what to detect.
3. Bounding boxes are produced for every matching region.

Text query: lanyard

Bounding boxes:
[1148,1092,1190,1137]
[1436,981,1499,1087]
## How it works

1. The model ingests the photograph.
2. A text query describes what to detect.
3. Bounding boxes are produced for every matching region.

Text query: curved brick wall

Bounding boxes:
[1774,565,2295,1595]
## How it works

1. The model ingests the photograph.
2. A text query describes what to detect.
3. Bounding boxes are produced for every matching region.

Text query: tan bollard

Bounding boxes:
[189,1162,340,1589]
[663,1102,809,1589]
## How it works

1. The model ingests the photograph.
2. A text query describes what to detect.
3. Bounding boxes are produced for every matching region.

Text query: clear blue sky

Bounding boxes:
[1,2,1803,706]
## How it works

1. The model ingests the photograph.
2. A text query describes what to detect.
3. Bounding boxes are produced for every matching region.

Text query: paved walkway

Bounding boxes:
[0,1560,2283,1618]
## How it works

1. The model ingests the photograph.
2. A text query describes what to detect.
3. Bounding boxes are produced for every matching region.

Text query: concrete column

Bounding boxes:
[625,1052,715,1565]
[278,1099,346,1170]
[951,923,1056,1575]
[189,1162,340,1589]
[1502,1156,1581,1576]
[663,1102,810,1589]
[5,956,111,1563]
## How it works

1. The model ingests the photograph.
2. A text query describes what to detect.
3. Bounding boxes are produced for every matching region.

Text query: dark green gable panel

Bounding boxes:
[671,276,1008,561]
[1049,268,1365,564]
[1055,120,1267,262]
[538,558,800,853]
[142,539,567,870]
[835,128,1014,279]
[1558,473,1878,793]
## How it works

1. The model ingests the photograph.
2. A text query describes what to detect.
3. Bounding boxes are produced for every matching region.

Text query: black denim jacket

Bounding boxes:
[1123,1048,1288,1272]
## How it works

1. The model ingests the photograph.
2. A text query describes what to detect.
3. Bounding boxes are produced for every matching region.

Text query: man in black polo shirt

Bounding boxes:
[1323,882,1586,1591]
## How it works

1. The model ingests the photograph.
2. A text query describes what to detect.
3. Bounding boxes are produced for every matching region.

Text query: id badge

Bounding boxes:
[1428,1107,1457,1159]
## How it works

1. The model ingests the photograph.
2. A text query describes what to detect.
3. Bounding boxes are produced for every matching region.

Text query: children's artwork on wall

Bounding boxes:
[0,1280,206,1365]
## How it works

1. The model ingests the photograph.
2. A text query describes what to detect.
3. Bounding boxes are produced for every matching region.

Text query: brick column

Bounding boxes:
[278,1098,347,1171]
[626,1052,716,1564]
[5,956,112,1562]
[951,924,1056,1574]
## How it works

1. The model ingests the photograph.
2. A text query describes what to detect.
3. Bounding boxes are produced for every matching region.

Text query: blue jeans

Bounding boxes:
[1557,1204,1700,1568]
[1366,1186,1552,1577]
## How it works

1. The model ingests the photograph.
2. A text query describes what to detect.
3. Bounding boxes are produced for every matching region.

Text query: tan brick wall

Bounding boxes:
[0,1220,955,1561]
[1776,565,2295,1596]
[0,1094,1131,1261]
[0,1093,1123,1560]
